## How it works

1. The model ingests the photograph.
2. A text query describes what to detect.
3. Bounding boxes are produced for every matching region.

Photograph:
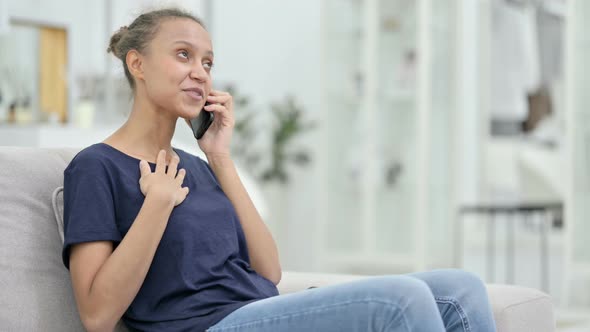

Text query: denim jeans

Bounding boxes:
[207,269,496,332]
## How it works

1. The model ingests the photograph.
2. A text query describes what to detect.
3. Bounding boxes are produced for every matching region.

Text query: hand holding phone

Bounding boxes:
[189,102,214,140]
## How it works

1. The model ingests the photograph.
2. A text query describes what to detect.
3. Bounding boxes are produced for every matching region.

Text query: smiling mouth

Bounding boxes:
[184,90,203,101]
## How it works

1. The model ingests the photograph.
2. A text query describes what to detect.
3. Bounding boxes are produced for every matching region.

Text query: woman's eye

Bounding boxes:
[178,51,189,59]
[203,62,214,70]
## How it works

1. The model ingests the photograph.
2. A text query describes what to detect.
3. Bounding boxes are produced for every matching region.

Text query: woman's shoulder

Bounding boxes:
[65,143,121,173]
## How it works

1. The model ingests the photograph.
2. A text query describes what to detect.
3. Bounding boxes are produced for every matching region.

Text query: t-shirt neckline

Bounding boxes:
[97,142,182,166]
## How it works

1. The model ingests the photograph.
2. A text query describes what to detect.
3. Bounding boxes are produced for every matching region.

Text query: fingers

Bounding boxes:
[204,103,234,127]
[206,94,232,113]
[139,160,150,177]
[167,155,180,178]
[175,168,187,186]
[155,150,166,173]
[175,186,190,206]
[139,150,183,178]
[206,93,231,104]
[207,89,230,97]
[203,103,227,113]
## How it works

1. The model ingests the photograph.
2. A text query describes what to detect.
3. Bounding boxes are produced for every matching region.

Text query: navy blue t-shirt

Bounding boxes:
[62,143,278,331]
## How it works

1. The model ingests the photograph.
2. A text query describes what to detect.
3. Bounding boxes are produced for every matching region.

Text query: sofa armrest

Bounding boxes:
[487,284,555,332]
[277,272,555,332]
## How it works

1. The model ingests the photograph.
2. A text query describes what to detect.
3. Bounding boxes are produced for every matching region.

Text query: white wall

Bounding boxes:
[564,0,590,307]
[210,0,321,119]
[454,0,483,205]
[109,0,204,32]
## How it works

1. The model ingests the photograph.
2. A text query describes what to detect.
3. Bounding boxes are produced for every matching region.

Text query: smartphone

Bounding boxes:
[189,102,214,140]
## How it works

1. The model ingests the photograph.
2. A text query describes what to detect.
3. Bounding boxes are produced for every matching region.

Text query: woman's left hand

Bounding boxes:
[190,89,234,157]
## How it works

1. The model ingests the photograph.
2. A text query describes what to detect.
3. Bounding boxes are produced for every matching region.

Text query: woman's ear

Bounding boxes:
[126,50,144,81]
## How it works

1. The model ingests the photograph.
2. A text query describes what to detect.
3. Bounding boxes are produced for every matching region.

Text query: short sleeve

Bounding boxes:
[62,154,121,269]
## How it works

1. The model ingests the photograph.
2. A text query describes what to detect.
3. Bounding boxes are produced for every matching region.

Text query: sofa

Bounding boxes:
[0,146,556,331]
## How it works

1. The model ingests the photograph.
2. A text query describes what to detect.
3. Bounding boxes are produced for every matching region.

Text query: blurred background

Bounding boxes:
[1,0,589,329]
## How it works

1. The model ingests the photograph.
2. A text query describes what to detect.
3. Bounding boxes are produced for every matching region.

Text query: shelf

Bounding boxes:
[318,0,456,274]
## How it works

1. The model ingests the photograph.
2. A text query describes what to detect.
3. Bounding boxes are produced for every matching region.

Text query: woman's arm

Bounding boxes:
[197,90,281,285]
[206,153,282,285]
[69,151,188,332]
[70,195,174,332]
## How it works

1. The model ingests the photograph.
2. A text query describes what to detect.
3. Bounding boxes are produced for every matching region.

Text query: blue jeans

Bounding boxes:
[207,269,496,332]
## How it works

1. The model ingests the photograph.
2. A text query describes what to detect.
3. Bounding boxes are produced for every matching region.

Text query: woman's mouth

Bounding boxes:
[182,88,204,101]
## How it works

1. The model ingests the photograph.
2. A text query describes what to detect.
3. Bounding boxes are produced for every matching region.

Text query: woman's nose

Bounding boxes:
[189,64,208,82]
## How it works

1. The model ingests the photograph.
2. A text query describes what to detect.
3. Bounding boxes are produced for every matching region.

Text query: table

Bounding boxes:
[454,201,562,293]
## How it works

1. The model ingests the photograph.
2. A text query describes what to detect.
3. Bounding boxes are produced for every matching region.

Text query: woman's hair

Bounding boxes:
[107,8,206,91]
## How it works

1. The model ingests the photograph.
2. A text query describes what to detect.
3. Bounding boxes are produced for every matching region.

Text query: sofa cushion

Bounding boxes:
[0,147,83,331]
[487,284,555,332]
[0,147,131,332]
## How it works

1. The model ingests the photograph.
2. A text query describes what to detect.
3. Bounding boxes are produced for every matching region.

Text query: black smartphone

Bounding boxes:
[189,102,214,140]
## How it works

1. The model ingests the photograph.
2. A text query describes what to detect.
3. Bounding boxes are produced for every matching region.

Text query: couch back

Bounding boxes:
[0,147,128,331]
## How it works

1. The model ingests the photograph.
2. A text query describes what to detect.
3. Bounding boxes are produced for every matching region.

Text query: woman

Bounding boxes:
[62,7,497,332]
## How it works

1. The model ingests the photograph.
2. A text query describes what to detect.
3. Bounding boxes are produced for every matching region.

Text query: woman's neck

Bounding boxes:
[103,97,180,163]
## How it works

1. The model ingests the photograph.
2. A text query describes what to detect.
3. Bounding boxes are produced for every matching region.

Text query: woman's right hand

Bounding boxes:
[138,150,189,207]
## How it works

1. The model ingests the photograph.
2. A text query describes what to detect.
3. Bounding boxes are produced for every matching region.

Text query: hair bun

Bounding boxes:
[107,27,128,58]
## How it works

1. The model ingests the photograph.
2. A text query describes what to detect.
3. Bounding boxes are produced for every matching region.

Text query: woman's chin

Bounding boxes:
[178,107,199,119]
[184,102,204,117]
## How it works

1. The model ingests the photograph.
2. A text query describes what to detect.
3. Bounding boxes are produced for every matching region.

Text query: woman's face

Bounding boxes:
[141,18,214,119]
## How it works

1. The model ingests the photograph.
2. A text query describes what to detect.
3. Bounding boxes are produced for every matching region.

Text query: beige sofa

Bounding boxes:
[0,147,556,331]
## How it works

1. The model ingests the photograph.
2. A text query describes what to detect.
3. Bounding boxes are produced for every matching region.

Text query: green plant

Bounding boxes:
[224,84,315,184]
[260,96,315,183]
